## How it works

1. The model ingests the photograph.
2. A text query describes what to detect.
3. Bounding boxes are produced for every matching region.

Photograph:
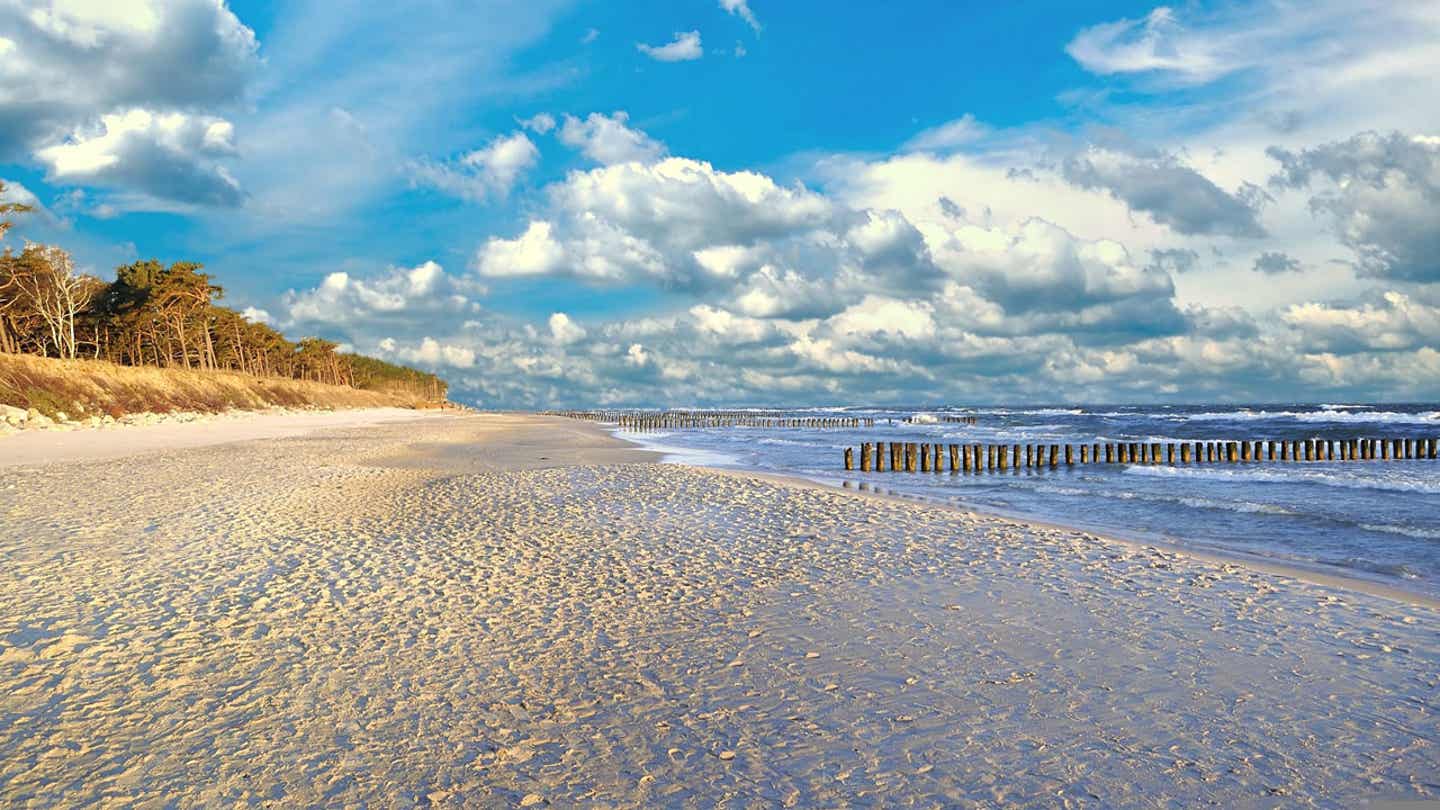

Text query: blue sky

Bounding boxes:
[2,0,1439,406]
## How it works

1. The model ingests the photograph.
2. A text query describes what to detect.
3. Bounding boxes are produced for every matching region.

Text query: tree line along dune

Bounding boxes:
[0,353,444,424]
[0,181,448,419]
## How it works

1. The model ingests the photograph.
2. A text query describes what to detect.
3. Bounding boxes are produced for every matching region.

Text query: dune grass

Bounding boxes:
[0,352,434,418]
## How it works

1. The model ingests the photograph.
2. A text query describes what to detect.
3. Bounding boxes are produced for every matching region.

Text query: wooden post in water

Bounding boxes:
[920,443,931,472]
[906,443,918,472]
[1166,443,1175,464]
[949,444,960,472]
[860,443,872,471]
[844,448,854,471]
[1080,445,1089,463]
[1049,444,1060,468]
[997,444,1008,471]
[1065,445,1073,465]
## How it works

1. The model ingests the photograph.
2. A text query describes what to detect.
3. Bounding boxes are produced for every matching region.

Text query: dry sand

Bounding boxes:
[0,413,1436,807]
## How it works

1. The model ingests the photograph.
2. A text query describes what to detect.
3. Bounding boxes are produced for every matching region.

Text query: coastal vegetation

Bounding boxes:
[0,181,446,415]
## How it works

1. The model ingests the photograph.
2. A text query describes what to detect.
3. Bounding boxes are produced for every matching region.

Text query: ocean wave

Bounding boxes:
[1028,483,1300,515]
[756,436,842,447]
[975,407,1085,416]
[1337,557,1421,579]
[1184,409,1439,424]
[1177,496,1298,515]
[1123,464,1440,494]
[1359,523,1440,540]
[1031,485,1088,497]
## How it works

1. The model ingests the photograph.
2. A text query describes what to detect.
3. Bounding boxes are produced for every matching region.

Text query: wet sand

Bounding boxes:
[1,413,1436,807]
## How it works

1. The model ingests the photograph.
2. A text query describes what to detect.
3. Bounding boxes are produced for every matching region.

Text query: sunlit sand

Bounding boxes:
[1,413,1435,806]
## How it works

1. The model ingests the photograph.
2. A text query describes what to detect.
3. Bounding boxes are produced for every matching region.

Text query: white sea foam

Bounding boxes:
[977,407,1085,416]
[1359,523,1440,540]
[1185,409,1439,425]
[1029,483,1300,515]
[1123,463,1440,494]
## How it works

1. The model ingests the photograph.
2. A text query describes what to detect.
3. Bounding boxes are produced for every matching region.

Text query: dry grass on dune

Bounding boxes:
[0,352,431,418]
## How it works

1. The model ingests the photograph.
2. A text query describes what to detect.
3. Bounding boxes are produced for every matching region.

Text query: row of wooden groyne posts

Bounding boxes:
[845,437,1440,472]
[548,409,879,429]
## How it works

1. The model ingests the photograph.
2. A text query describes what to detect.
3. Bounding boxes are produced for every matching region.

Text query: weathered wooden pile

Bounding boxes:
[844,437,1440,472]
[550,410,875,429]
[938,415,979,425]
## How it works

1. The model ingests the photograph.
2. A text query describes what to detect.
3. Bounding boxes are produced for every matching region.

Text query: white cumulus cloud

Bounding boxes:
[637,30,703,62]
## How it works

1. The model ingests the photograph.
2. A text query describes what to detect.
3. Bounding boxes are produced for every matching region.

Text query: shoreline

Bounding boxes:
[7,404,1433,608]
[2,412,1435,806]
[605,423,1440,610]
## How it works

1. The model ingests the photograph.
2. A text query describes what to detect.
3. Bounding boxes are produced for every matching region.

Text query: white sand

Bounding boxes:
[0,414,1436,807]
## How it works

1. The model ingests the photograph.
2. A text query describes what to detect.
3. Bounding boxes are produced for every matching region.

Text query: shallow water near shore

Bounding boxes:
[614,403,1440,598]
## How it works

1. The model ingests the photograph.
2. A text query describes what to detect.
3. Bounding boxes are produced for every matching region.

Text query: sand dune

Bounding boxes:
[0,414,1435,806]
[0,406,443,467]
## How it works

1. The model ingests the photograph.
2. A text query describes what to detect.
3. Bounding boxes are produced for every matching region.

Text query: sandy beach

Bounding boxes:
[1,412,1436,807]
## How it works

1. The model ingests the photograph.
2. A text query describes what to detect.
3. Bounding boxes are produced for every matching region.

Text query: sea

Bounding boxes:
[609,404,1440,598]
